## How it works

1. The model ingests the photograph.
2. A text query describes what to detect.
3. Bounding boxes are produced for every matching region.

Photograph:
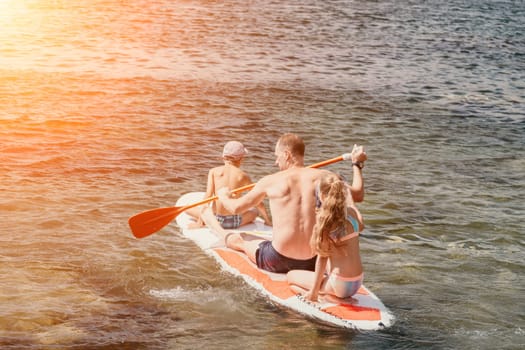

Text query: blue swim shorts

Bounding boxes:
[255,240,317,273]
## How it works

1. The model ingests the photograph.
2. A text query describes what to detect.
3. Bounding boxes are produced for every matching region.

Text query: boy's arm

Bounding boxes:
[204,169,215,199]
[193,169,215,228]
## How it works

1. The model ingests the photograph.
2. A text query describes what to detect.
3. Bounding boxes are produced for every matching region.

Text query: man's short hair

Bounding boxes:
[277,133,305,157]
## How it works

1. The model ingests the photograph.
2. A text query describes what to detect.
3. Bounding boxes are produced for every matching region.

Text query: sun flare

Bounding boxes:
[0,0,15,10]
[0,0,25,20]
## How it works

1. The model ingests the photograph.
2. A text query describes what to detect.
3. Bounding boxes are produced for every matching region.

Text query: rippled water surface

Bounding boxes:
[1,0,524,349]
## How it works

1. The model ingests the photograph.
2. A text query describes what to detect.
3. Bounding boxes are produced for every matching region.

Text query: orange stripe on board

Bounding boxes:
[214,248,296,300]
[322,304,381,321]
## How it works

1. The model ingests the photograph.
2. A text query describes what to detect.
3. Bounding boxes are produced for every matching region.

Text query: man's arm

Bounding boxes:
[217,178,268,214]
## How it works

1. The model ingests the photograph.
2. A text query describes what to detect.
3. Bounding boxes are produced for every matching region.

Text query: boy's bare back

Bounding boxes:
[210,164,252,215]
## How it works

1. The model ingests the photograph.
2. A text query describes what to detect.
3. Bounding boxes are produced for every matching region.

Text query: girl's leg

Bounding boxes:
[286,270,316,292]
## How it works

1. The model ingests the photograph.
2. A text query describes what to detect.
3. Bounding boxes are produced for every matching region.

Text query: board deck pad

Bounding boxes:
[175,192,394,330]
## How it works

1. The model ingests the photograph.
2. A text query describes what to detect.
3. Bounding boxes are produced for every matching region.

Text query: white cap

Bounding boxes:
[222,141,248,159]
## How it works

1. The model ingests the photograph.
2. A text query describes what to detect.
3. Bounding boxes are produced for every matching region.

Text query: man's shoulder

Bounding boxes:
[257,167,321,185]
[255,170,286,188]
[301,167,332,177]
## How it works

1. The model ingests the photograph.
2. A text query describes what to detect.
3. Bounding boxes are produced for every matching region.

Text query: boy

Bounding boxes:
[187,141,271,229]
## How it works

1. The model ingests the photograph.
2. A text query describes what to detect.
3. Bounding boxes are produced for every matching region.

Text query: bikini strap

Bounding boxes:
[337,231,359,242]
[346,215,360,232]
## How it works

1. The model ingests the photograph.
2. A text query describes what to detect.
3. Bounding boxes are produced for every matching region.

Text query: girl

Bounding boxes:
[287,175,364,302]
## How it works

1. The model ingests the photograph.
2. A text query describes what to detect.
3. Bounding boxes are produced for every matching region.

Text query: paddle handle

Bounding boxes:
[181,153,352,211]
[310,153,351,168]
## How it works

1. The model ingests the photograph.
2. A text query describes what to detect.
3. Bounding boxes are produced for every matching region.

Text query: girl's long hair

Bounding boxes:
[310,176,347,257]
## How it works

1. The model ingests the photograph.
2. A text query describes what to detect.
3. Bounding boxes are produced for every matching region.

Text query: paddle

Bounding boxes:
[129,153,352,239]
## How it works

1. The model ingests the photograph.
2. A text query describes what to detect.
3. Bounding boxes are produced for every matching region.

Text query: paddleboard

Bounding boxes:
[175,192,394,330]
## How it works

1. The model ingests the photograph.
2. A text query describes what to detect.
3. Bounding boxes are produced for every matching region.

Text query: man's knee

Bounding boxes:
[225,232,242,249]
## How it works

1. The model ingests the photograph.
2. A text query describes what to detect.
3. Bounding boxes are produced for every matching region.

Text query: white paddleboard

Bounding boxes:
[175,192,395,330]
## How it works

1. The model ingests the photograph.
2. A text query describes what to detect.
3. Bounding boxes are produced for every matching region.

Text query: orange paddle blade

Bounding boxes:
[129,183,258,239]
[128,206,185,238]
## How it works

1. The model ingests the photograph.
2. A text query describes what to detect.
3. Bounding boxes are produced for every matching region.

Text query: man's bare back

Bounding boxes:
[258,166,334,259]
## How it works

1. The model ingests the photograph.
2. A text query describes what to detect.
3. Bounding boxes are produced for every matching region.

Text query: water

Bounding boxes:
[0,0,523,349]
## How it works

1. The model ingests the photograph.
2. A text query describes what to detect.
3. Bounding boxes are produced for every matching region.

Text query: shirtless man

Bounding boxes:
[187,141,271,229]
[205,133,367,273]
